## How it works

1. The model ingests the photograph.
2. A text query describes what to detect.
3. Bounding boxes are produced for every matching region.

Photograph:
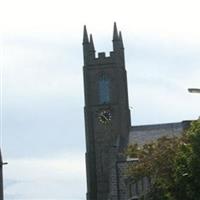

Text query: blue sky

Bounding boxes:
[1,0,200,199]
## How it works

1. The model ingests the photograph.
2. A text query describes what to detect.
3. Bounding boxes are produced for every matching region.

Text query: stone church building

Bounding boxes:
[82,23,190,200]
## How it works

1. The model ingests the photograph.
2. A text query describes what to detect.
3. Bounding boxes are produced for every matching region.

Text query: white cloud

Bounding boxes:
[4,153,86,199]
[127,41,200,125]
[1,0,200,44]
[2,36,83,97]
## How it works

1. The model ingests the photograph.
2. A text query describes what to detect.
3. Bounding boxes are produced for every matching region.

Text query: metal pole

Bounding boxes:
[0,150,7,200]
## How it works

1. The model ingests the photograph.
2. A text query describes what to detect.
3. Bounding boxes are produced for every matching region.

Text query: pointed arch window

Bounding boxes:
[99,74,110,104]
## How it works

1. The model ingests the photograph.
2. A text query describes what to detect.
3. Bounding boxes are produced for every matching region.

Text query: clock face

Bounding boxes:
[98,110,112,125]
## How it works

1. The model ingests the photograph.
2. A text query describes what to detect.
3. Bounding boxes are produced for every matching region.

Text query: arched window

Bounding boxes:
[99,74,110,104]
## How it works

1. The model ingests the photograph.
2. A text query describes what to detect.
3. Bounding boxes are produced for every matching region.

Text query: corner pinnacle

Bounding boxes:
[113,22,119,41]
[119,31,124,48]
[89,34,95,51]
[83,25,89,44]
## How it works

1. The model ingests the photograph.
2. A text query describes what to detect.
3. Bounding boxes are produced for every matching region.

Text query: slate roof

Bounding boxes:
[128,121,192,146]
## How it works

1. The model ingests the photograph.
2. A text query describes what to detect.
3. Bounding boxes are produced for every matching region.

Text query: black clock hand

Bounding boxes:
[102,114,108,121]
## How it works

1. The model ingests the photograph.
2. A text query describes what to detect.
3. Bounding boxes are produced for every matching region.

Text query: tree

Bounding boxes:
[174,120,200,200]
[126,120,200,200]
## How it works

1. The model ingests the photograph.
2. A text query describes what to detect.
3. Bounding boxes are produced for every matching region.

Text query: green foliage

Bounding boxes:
[174,120,200,200]
[126,120,200,200]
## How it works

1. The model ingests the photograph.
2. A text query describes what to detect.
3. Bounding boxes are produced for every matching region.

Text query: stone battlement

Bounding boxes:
[86,51,123,66]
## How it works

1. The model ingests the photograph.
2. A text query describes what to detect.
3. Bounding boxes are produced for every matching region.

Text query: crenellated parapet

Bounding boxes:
[86,51,124,66]
[83,22,125,67]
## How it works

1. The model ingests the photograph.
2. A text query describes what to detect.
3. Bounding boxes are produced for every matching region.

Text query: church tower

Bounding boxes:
[83,23,131,200]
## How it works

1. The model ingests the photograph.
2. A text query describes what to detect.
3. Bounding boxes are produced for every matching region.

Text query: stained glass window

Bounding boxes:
[99,75,110,104]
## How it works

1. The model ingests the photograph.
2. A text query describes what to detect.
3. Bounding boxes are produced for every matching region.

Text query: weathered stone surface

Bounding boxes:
[83,24,130,200]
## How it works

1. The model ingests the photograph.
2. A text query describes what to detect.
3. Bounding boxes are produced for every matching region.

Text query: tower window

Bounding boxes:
[99,75,110,104]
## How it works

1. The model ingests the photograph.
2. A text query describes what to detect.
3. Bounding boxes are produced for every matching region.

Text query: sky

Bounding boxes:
[1,0,200,199]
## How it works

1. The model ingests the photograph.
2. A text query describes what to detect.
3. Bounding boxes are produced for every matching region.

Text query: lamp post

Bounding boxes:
[0,151,7,200]
[188,88,200,120]
[188,88,200,93]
